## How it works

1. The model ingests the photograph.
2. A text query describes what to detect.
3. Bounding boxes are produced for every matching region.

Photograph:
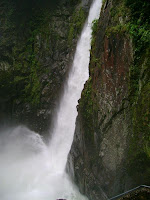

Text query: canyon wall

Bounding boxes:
[0,0,149,199]
[70,0,150,199]
[0,0,92,134]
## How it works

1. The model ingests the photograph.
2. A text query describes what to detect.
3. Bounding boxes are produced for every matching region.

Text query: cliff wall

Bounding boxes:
[0,0,92,134]
[70,0,150,199]
[0,0,149,199]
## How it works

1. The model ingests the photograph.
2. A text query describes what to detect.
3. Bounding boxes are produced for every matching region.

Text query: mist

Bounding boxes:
[0,126,87,200]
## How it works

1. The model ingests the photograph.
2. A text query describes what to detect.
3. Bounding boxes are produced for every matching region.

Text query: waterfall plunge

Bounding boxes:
[0,0,102,199]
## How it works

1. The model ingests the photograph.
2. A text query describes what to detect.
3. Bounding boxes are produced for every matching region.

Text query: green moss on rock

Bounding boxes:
[68,7,87,45]
[79,77,99,147]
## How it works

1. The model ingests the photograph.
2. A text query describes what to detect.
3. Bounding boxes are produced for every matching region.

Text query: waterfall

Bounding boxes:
[48,0,102,174]
[0,0,102,199]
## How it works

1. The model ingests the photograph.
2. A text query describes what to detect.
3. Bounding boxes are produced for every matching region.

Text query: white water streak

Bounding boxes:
[48,0,102,173]
[0,0,102,199]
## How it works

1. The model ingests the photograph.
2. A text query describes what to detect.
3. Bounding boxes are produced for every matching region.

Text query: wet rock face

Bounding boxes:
[0,3,73,133]
[94,34,131,130]
[70,35,132,199]
[0,0,92,134]
[69,0,133,199]
[12,5,76,134]
[69,0,150,199]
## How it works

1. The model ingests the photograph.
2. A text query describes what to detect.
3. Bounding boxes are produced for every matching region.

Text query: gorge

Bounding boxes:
[0,0,101,199]
[0,0,150,200]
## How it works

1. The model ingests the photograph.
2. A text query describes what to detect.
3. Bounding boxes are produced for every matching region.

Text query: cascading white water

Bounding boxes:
[0,0,102,199]
[48,0,102,174]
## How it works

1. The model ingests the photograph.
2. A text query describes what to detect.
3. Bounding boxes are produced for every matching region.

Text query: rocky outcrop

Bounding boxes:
[69,0,150,199]
[0,0,92,134]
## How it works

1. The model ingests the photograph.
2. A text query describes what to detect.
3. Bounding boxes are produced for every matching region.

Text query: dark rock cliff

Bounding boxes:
[69,0,150,199]
[0,0,149,199]
[0,0,92,134]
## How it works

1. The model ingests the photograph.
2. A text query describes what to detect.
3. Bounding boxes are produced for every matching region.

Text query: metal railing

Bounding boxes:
[56,185,150,200]
[109,185,150,200]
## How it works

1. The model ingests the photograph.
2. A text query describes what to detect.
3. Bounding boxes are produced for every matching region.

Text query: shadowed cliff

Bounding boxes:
[0,0,91,133]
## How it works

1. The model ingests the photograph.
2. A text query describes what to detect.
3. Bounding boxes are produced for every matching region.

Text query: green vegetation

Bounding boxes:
[104,0,129,36]
[103,0,150,153]
[92,19,99,37]
[68,8,86,45]
[126,0,150,98]
[80,78,94,143]
[106,24,127,36]
[0,0,87,109]
[110,0,129,22]
[90,19,101,70]
[125,0,150,24]
[128,80,150,181]
[104,0,150,182]
[79,78,99,145]
[91,19,99,46]
[86,0,150,180]
[106,0,150,103]
[0,2,53,106]
[12,45,41,105]
[122,0,150,181]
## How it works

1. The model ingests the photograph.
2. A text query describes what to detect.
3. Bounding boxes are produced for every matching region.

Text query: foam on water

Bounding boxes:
[0,0,102,199]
